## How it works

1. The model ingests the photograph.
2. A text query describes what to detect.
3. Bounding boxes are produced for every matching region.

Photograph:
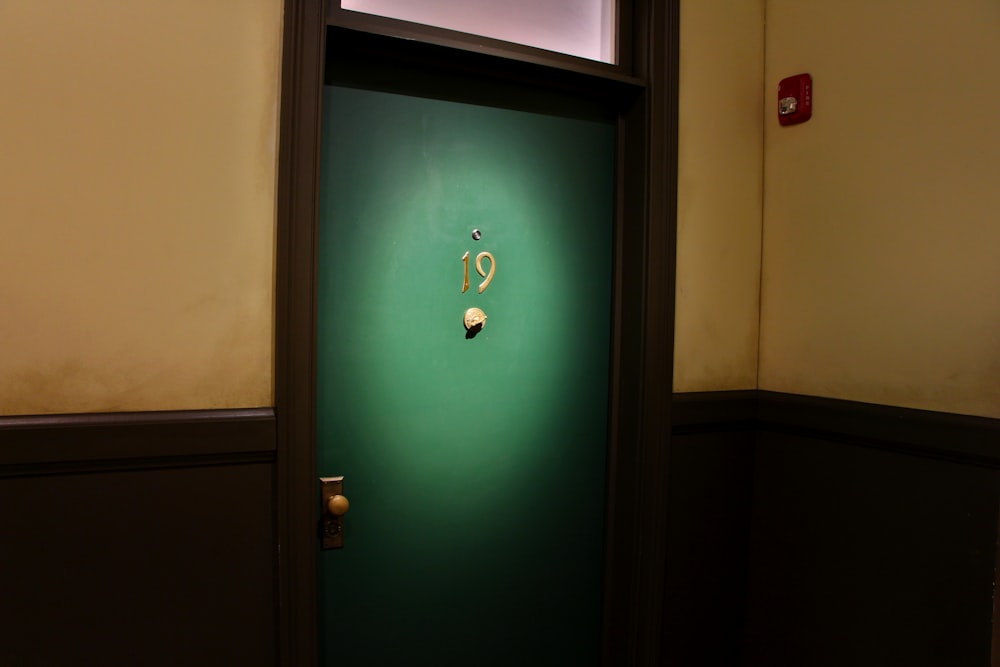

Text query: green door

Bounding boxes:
[317,84,615,666]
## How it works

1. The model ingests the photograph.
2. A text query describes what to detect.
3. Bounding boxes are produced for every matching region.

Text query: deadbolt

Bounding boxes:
[464,307,487,331]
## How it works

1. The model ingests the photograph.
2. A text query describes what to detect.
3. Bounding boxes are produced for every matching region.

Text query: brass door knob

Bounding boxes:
[327,494,350,516]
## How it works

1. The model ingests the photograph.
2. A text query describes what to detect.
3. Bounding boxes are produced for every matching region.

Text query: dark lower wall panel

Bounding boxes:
[0,409,277,667]
[671,391,1000,667]
[0,462,276,666]
[742,431,999,667]
[663,429,755,666]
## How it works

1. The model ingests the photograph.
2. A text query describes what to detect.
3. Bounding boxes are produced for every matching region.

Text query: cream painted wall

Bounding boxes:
[760,0,1000,418]
[0,1,283,415]
[673,0,765,392]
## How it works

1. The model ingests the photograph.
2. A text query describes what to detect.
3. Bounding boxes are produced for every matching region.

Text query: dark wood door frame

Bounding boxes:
[274,1,678,664]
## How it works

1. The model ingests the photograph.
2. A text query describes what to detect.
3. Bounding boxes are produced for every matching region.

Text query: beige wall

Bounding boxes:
[677,0,1000,419]
[6,1,995,418]
[759,0,1000,418]
[0,1,283,415]
[673,0,765,392]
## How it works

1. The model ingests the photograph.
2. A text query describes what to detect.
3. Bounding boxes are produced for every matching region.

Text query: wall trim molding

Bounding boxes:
[673,390,1000,468]
[671,390,758,433]
[0,408,276,475]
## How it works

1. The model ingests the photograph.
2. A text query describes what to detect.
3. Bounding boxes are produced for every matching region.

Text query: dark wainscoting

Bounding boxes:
[664,391,757,666]
[0,409,277,666]
[668,391,1000,667]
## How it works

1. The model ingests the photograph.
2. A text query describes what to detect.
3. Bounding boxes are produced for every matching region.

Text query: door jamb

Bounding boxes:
[274,1,327,664]
[273,1,678,664]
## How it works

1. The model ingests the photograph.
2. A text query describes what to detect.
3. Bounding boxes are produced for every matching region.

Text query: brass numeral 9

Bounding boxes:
[475,252,495,293]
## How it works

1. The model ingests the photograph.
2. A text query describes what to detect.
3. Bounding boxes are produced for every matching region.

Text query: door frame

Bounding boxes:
[273,1,679,664]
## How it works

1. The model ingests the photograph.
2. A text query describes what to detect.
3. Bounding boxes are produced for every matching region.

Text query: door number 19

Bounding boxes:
[461,251,496,294]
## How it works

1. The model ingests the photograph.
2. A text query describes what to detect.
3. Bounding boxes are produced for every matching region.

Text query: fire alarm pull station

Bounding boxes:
[778,73,812,126]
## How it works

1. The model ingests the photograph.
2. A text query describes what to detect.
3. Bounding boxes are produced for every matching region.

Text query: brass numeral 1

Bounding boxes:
[461,250,496,294]
[461,252,471,293]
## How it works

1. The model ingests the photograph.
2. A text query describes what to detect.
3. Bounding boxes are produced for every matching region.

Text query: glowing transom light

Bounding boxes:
[341,0,617,63]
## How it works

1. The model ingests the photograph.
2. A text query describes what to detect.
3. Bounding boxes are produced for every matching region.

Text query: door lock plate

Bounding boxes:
[320,476,347,550]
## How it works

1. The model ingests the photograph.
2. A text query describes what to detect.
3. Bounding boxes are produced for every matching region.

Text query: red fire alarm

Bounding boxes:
[778,73,812,126]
